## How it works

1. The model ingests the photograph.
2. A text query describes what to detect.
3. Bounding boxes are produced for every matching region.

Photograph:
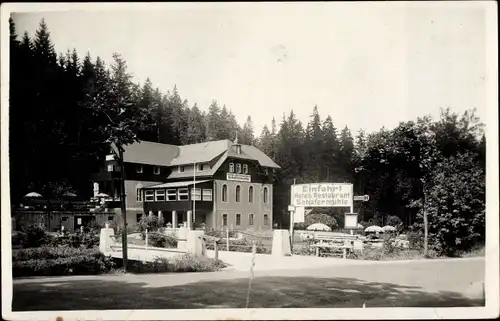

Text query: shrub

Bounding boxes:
[205,238,269,253]
[22,225,48,248]
[12,248,115,277]
[386,215,402,227]
[13,246,98,261]
[147,233,178,248]
[126,254,226,273]
[138,216,164,239]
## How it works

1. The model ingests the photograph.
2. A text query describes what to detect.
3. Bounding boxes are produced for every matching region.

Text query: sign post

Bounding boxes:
[288,204,295,252]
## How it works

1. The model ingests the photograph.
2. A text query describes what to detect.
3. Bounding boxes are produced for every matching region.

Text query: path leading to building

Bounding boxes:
[12,257,484,310]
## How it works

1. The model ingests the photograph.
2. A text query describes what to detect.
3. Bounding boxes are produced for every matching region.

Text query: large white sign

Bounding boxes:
[226,173,251,182]
[291,183,353,207]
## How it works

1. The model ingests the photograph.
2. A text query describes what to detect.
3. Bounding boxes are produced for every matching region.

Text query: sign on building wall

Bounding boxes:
[226,173,251,182]
[291,183,353,207]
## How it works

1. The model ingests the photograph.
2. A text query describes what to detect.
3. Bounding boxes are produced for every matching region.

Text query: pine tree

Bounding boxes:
[240,116,255,145]
[304,105,324,181]
[205,100,222,141]
[186,103,207,144]
[339,126,355,182]
[322,116,340,181]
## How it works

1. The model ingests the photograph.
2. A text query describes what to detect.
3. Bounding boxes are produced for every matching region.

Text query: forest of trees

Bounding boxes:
[9,18,486,255]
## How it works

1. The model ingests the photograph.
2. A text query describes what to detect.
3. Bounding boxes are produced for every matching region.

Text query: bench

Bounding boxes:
[311,243,354,258]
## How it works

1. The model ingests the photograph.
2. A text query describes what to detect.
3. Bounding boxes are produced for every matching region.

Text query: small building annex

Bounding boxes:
[92,138,280,230]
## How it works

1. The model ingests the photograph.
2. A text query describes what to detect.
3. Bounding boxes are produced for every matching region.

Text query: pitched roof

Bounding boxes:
[118,139,280,170]
[169,140,230,166]
[120,141,180,167]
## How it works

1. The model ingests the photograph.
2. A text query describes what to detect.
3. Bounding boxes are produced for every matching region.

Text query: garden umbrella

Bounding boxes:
[24,192,43,198]
[364,225,383,233]
[382,225,397,232]
[96,193,109,198]
[306,223,332,231]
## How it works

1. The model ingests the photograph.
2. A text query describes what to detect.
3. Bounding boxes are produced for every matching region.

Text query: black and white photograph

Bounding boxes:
[1,2,498,320]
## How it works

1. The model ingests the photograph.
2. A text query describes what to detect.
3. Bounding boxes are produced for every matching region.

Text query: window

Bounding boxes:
[136,213,143,223]
[191,188,201,201]
[153,166,160,175]
[144,190,155,202]
[166,189,177,201]
[179,166,185,173]
[263,187,269,203]
[108,216,114,221]
[264,168,269,175]
[136,165,143,173]
[243,164,248,174]
[136,188,143,202]
[222,184,228,202]
[236,163,242,173]
[222,214,228,227]
[248,186,254,203]
[235,185,241,202]
[178,188,189,201]
[107,164,115,172]
[229,163,234,173]
[61,216,68,222]
[155,189,166,201]
[202,189,213,201]
[236,214,241,226]
[202,164,211,171]
[249,213,254,226]
[264,214,269,225]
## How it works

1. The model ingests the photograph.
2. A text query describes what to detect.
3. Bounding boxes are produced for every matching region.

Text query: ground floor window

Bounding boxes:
[144,190,154,202]
[191,188,201,201]
[264,214,269,225]
[178,188,189,201]
[202,189,212,201]
[155,189,166,201]
[108,216,114,221]
[222,214,228,226]
[166,189,177,201]
[236,213,241,226]
[249,213,254,225]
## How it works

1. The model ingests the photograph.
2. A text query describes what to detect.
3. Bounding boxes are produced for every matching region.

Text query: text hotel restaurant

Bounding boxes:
[92,138,280,230]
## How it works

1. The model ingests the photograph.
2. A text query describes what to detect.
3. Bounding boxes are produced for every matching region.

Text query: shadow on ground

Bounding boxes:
[13,276,484,311]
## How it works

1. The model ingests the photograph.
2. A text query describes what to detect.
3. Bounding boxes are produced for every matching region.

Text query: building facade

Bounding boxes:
[92,139,280,231]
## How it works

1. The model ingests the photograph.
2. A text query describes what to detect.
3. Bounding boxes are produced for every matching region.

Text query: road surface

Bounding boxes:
[11,257,484,310]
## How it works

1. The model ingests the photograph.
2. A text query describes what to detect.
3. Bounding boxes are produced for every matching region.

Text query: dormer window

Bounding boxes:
[229,163,234,173]
[235,145,242,154]
[153,167,160,175]
[136,165,143,173]
[179,166,185,173]
[236,164,242,174]
[107,164,115,172]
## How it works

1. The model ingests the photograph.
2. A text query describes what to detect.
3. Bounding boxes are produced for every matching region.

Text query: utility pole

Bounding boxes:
[193,161,196,228]
[118,147,128,271]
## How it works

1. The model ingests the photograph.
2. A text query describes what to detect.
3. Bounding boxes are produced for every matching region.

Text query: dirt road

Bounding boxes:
[12,257,484,310]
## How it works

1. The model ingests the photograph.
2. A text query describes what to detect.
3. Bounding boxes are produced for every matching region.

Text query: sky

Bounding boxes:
[10,2,489,136]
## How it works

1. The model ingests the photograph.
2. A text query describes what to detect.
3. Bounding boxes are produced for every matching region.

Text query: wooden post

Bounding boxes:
[226,226,230,252]
[316,247,319,257]
[252,240,256,254]
[343,248,347,259]
[214,240,219,261]
[145,229,148,250]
